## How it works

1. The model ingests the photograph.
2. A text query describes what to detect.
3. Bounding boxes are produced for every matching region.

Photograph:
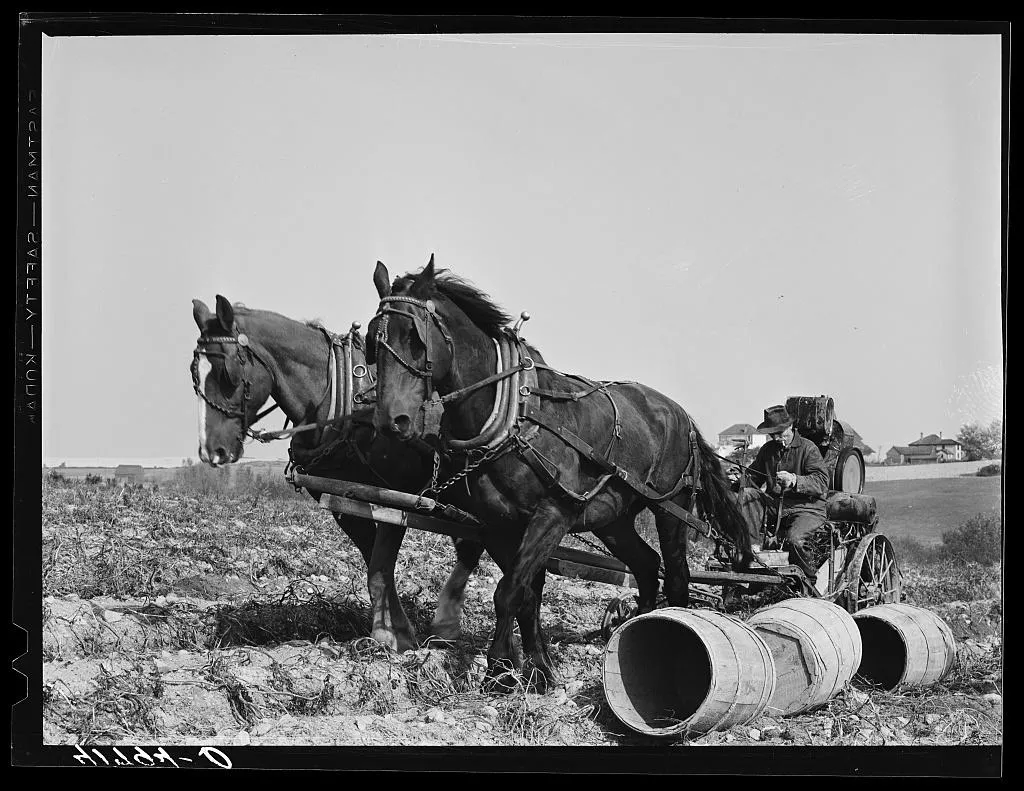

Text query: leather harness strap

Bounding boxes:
[517,401,710,537]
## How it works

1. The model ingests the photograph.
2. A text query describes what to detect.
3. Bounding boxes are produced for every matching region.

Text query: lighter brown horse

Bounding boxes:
[191,295,486,651]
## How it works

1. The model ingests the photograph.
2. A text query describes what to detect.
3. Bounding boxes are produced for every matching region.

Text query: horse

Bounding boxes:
[367,257,754,690]
[191,295,488,651]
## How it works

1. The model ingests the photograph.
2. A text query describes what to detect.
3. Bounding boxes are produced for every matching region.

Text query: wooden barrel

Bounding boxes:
[747,598,863,716]
[602,608,775,737]
[833,446,866,494]
[826,491,877,524]
[853,604,957,689]
[786,395,835,442]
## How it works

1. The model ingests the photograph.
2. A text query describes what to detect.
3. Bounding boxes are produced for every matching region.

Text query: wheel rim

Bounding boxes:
[852,534,902,610]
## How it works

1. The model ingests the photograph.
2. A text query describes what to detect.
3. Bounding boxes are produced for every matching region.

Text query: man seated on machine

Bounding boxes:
[737,404,831,586]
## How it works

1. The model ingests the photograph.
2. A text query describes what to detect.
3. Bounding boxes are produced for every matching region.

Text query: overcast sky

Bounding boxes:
[42,32,1004,466]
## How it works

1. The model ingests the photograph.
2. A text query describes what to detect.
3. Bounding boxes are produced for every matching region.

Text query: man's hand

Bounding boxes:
[776,471,797,490]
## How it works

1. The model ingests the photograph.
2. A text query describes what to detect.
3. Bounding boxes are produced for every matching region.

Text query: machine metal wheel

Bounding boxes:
[839,531,902,612]
[599,592,639,641]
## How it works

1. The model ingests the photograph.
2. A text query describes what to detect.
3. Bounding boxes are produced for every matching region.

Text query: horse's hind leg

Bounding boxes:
[429,538,486,641]
[320,493,376,566]
[367,523,418,652]
[653,506,690,608]
[488,502,570,693]
[594,507,661,614]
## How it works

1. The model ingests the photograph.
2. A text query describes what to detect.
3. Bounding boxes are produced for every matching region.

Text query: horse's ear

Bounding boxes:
[411,254,436,296]
[373,261,391,299]
[215,295,235,333]
[192,299,212,330]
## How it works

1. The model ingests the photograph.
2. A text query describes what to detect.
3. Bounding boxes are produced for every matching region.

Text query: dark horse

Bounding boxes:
[191,295,488,650]
[368,258,753,690]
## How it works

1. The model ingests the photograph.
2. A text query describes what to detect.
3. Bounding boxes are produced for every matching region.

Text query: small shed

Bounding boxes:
[114,464,145,483]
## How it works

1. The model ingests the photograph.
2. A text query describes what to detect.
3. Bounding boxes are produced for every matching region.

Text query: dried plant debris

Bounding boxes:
[41,476,1001,747]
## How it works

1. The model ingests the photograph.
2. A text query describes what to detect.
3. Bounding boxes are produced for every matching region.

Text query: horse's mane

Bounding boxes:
[230,304,365,350]
[228,303,317,331]
[398,269,513,337]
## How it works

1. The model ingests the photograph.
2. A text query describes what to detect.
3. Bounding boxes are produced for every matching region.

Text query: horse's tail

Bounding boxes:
[692,424,755,565]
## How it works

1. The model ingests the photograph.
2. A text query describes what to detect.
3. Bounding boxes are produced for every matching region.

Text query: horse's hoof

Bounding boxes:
[427,619,461,642]
[522,663,560,695]
[483,659,525,694]
[483,670,522,694]
[371,629,418,653]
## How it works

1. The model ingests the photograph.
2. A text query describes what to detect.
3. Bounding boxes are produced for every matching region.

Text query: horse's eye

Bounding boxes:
[219,364,240,389]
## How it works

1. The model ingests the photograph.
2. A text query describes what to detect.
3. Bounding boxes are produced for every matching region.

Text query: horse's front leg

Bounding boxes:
[367,522,418,652]
[429,538,486,642]
[318,491,376,567]
[487,502,570,693]
[654,507,691,608]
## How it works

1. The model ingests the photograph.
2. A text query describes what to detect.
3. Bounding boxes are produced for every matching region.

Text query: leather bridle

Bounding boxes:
[371,296,454,397]
[192,331,281,448]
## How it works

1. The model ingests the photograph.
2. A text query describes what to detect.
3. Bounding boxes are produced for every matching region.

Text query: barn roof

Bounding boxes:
[888,446,933,457]
[909,434,962,447]
[835,419,874,455]
[719,423,756,436]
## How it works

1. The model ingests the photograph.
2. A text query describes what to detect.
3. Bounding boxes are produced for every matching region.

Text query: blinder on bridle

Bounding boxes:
[371,297,454,384]
[192,330,279,445]
[369,296,458,439]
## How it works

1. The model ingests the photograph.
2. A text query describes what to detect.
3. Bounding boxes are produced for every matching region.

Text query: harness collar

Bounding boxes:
[372,293,538,454]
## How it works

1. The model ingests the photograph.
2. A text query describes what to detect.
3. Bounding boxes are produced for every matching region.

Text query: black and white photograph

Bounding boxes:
[15,16,1005,774]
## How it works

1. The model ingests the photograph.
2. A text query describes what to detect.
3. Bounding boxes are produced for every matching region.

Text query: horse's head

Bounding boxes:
[367,256,453,440]
[368,256,514,442]
[191,295,276,465]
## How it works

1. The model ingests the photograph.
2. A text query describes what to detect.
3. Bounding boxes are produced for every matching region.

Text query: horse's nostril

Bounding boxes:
[393,415,412,435]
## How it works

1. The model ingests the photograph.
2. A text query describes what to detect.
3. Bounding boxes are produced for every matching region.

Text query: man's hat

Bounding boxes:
[756,405,794,435]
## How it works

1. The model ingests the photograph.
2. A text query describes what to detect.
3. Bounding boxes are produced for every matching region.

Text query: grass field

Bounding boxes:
[866,476,1002,546]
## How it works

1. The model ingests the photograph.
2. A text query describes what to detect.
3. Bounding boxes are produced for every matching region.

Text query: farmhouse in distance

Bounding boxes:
[886,432,965,465]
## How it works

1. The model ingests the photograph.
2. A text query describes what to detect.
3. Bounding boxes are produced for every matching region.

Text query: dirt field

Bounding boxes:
[40,478,1002,750]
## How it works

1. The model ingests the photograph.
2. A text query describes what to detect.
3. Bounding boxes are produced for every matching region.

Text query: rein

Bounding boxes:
[712,448,835,506]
